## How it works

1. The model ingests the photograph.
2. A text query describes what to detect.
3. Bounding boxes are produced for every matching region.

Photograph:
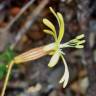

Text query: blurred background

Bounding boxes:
[0,0,96,96]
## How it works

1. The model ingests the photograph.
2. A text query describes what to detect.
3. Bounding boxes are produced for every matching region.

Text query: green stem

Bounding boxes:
[1,61,14,96]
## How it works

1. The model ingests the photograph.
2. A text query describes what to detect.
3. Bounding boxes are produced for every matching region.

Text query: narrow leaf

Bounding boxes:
[0,64,7,79]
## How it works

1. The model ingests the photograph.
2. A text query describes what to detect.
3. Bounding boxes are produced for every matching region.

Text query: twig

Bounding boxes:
[0,0,35,51]
[5,0,36,30]
[10,0,49,49]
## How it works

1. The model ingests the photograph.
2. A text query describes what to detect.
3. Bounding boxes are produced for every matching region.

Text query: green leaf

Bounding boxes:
[0,64,7,79]
[57,12,64,43]
[0,48,15,64]
[0,48,15,80]
[48,51,60,68]
[0,54,6,61]
[5,48,14,62]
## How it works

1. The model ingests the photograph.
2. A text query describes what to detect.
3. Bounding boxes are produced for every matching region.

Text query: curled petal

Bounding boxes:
[59,55,69,88]
[48,51,60,68]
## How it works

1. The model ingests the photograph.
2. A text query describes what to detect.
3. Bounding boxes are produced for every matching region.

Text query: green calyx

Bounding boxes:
[43,7,85,88]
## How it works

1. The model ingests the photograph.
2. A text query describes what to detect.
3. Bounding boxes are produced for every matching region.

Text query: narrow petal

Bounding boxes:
[57,12,64,43]
[43,29,56,40]
[43,29,54,35]
[49,7,60,26]
[59,55,69,88]
[75,45,84,48]
[43,43,55,52]
[76,34,84,40]
[77,40,85,45]
[48,51,60,68]
[43,19,56,34]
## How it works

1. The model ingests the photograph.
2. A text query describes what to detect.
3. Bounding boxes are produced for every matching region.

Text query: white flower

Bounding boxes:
[43,7,85,88]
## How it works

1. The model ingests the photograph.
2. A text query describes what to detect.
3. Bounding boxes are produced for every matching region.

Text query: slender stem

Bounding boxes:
[1,61,14,96]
